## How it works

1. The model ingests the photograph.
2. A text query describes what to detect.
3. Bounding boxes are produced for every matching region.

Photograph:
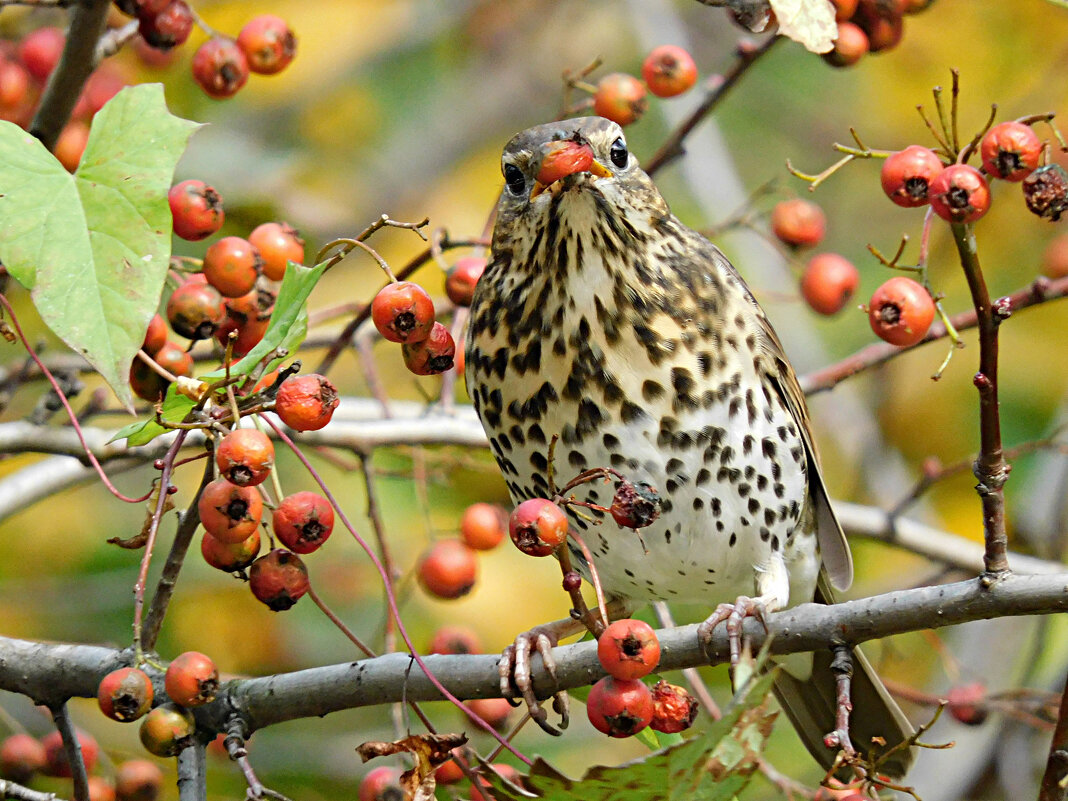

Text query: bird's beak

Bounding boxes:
[531,140,613,198]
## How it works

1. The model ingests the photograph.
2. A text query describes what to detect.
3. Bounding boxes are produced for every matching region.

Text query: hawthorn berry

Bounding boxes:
[358,766,404,801]
[1023,164,1068,221]
[80,65,128,116]
[980,121,1041,182]
[201,528,261,572]
[800,253,860,316]
[852,0,904,51]
[139,704,196,757]
[191,37,249,99]
[470,764,522,801]
[138,1,194,50]
[198,477,263,544]
[537,140,594,186]
[274,373,339,431]
[142,314,167,355]
[216,313,269,358]
[464,697,512,730]
[881,145,944,207]
[824,21,869,67]
[203,236,262,298]
[168,180,225,241]
[428,625,482,655]
[248,221,304,281]
[831,0,858,21]
[401,322,456,375]
[0,734,46,784]
[1042,233,1068,279]
[509,498,568,557]
[272,491,334,554]
[54,121,90,172]
[0,59,30,109]
[371,281,436,344]
[434,750,465,784]
[946,681,988,726]
[237,15,297,75]
[597,618,660,680]
[650,680,699,733]
[641,45,698,98]
[154,341,193,377]
[41,728,98,777]
[868,276,935,347]
[87,776,116,801]
[593,73,648,127]
[114,759,164,801]
[418,539,478,599]
[167,281,226,340]
[17,27,64,83]
[215,428,274,487]
[609,480,661,529]
[249,549,309,611]
[164,651,219,707]
[460,502,507,550]
[770,198,826,247]
[130,342,192,402]
[586,676,654,738]
[445,256,487,307]
[929,164,991,223]
[97,667,154,722]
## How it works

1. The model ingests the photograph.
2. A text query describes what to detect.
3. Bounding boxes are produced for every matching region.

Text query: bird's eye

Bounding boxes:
[503,163,526,197]
[610,137,629,169]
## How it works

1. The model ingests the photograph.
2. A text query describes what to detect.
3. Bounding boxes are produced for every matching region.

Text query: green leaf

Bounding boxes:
[0,84,199,409]
[486,671,779,801]
[110,390,196,447]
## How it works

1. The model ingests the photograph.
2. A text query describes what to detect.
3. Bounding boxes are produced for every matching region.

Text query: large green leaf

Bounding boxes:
[0,84,199,409]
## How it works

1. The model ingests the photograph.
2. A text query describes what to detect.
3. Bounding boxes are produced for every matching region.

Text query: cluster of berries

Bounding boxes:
[823,0,935,68]
[588,45,699,129]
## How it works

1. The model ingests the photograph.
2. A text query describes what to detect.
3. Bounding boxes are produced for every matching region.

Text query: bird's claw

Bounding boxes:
[697,595,771,668]
[498,627,570,736]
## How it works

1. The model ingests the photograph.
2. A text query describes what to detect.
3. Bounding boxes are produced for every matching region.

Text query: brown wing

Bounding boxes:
[755,310,854,590]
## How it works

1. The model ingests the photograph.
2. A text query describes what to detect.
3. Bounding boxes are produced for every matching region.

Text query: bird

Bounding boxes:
[465,116,913,778]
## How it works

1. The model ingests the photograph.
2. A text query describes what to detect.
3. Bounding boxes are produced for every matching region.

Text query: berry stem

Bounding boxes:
[357,452,398,652]
[307,584,374,658]
[948,222,1011,577]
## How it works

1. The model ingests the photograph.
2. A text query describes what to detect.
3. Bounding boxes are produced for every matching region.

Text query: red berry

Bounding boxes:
[88,776,116,801]
[41,728,98,777]
[800,253,860,315]
[868,276,935,347]
[167,281,226,340]
[401,322,456,376]
[97,667,154,722]
[831,0,858,20]
[434,751,465,784]
[142,314,167,355]
[586,676,654,738]
[1023,164,1068,221]
[418,539,478,599]
[358,766,404,801]
[371,281,436,344]
[536,140,594,186]
[191,37,249,99]
[249,549,309,611]
[445,256,486,307]
[881,145,945,208]
[1043,233,1068,279]
[198,477,263,544]
[428,625,482,655]
[980,121,1041,182]
[770,199,826,247]
[470,764,521,801]
[597,619,661,680]
[138,1,194,50]
[54,121,90,172]
[164,651,219,707]
[154,341,193,377]
[114,759,164,801]
[216,314,269,358]
[203,236,262,298]
[0,59,30,109]
[248,221,304,281]
[823,21,869,67]
[946,681,988,726]
[508,498,568,557]
[236,15,297,75]
[650,680,699,733]
[201,528,261,572]
[273,491,334,554]
[464,698,512,730]
[852,0,904,51]
[593,73,647,128]
[215,428,274,487]
[641,45,698,98]
[0,734,46,784]
[929,164,991,223]
[168,180,225,241]
[139,704,196,757]
[274,373,339,431]
[609,480,661,529]
[131,341,193,402]
[17,27,64,83]
[460,502,507,551]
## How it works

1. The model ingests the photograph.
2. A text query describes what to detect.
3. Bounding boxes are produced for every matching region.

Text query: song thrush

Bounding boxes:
[466,116,913,777]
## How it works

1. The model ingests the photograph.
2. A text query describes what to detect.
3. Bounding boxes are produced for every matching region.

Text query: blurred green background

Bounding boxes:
[2,0,1068,798]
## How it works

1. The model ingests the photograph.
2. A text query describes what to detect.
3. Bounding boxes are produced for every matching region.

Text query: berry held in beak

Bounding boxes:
[532,140,612,197]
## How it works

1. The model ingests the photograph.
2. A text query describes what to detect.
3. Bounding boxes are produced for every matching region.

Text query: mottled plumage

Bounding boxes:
[466,117,911,777]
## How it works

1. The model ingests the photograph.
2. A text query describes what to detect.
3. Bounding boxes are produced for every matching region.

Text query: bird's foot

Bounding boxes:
[697,595,772,669]
[499,619,582,736]
[823,645,857,759]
